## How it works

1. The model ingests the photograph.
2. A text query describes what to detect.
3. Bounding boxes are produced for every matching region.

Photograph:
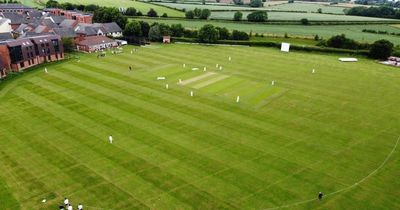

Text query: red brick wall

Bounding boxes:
[0,45,11,70]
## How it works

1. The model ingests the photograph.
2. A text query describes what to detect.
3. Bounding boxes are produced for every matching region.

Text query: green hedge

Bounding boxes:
[173,37,369,55]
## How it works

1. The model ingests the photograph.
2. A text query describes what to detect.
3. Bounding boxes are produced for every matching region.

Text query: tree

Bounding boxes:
[124,21,142,37]
[369,39,393,60]
[46,0,59,8]
[216,27,230,40]
[161,13,168,17]
[193,8,202,18]
[125,7,137,16]
[147,8,158,17]
[139,21,150,37]
[148,24,161,41]
[199,9,211,19]
[84,4,98,12]
[300,18,309,25]
[233,11,243,21]
[137,11,143,16]
[198,24,219,43]
[314,34,319,41]
[288,0,294,3]
[250,0,263,8]
[326,34,360,49]
[185,10,195,19]
[171,24,185,37]
[61,37,74,52]
[317,8,322,13]
[93,7,128,28]
[231,30,249,40]
[247,11,268,22]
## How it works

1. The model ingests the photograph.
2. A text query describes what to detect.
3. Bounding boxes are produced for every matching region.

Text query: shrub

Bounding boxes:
[300,18,309,25]
[216,27,230,40]
[233,11,243,21]
[199,9,211,19]
[161,13,168,18]
[124,21,142,37]
[231,30,249,40]
[247,11,268,22]
[147,8,158,17]
[185,10,195,19]
[198,24,219,43]
[369,39,393,60]
[125,7,137,16]
[171,24,185,37]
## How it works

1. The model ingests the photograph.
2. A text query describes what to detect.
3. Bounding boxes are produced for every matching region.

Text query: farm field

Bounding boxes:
[24,0,184,17]
[210,11,395,21]
[133,18,400,44]
[155,2,347,14]
[154,2,268,11]
[0,44,400,210]
[266,2,347,14]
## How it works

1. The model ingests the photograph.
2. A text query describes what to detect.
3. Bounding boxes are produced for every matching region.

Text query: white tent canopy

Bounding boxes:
[339,58,358,62]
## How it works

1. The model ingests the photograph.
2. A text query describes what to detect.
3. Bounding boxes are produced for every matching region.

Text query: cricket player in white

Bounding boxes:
[77,203,83,210]
[64,198,69,206]
[109,135,113,144]
[67,204,73,210]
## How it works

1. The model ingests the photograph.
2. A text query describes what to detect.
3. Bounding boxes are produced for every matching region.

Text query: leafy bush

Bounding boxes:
[247,11,268,22]
[147,8,158,17]
[233,11,243,21]
[198,24,219,43]
[369,39,393,60]
[231,30,249,40]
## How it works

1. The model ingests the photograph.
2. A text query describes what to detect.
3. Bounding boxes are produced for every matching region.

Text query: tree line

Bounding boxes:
[317,34,393,59]
[123,21,250,43]
[346,6,400,19]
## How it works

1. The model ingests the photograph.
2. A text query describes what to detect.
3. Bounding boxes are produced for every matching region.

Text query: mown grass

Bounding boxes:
[0,44,399,210]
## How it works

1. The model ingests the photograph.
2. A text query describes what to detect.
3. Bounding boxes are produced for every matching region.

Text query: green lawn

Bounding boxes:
[23,0,184,17]
[210,11,395,21]
[133,18,400,44]
[0,44,399,209]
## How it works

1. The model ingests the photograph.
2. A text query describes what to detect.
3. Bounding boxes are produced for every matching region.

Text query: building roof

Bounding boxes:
[60,19,77,28]
[74,23,98,36]
[0,32,12,41]
[29,34,61,44]
[19,31,55,38]
[6,37,34,47]
[77,36,116,46]
[0,4,32,10]
[53,27,77,38]
[47,15,66,25]
[102,22,122,33]
[1,13,25,24]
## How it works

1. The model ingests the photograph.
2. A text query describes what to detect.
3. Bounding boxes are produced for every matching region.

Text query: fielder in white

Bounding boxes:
[109,135,113,144]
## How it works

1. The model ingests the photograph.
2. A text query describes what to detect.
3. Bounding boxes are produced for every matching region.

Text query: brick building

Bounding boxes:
[45,8,93,24]
[0,4,33,14]
[0,34,64,72]
[76,36,117,52]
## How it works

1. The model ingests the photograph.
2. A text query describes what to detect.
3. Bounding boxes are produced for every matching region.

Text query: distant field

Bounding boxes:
[266,2,346,14]
[24,0,184,17]
[154,2,266,11]
[0,44,399,210]
[133,18,400,44]
[210,11,395,21]
[155,2,346,14]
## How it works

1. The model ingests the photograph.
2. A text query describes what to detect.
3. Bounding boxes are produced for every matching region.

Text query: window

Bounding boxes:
[52,40,59,52]
[20,62,25,68]
[9,46,23,63]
